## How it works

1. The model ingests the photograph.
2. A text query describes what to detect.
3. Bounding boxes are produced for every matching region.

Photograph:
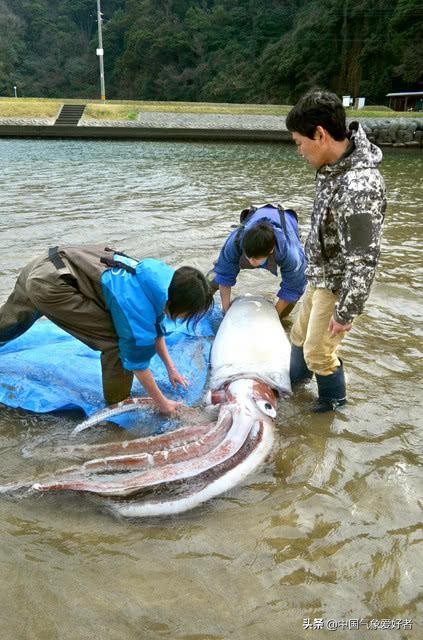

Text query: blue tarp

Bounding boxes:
[0,308,222,419]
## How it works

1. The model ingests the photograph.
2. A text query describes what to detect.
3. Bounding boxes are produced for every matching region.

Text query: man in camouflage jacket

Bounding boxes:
[286,89,386,412]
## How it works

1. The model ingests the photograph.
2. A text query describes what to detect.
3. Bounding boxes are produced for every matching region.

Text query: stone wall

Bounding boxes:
[353,118,423,147]
[0,113,422,147]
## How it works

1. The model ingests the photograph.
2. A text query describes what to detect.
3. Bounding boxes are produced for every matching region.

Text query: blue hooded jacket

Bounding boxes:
[101,257,175,371]
[213,205,306,302]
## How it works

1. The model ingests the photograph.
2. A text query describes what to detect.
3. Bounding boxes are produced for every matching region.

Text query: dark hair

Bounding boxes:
[167,266,213,326]
[286,89,347,141]
[243,222,275,258]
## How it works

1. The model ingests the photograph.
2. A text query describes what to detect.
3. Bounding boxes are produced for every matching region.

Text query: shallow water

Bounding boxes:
[0,139,421,639]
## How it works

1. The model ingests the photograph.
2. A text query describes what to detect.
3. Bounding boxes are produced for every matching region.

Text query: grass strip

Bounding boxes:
[0,98,421,120]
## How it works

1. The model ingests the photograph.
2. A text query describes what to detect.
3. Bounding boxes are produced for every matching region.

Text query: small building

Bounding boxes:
[386,91,423,112]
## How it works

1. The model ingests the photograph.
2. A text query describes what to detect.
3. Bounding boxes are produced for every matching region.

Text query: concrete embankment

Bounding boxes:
[357,117,423,147]
[0,112,421,146]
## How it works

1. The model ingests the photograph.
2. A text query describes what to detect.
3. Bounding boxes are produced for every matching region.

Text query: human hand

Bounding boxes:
[328,316,352,337]
[167,366,189,389]
[222,300,234,315]
[156,397,185,416]
[275,298,289,318]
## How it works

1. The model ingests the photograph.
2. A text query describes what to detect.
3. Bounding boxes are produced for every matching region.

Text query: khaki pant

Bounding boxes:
[0,251,133,404]
[290,284,349,375]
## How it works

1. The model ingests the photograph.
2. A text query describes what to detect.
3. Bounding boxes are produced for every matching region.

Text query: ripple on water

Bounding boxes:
[0,138,421,637]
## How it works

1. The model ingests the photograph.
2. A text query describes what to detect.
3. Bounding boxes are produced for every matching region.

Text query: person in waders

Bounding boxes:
[0,245,213,415]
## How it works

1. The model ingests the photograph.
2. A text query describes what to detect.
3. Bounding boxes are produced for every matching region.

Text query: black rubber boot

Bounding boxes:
[290,344,313,385]
[314,363,347,412]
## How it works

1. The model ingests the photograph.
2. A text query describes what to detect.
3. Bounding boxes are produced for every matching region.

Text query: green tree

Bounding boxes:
[0,2,25,96]
[389,0,423,88]
[0,0,420,103]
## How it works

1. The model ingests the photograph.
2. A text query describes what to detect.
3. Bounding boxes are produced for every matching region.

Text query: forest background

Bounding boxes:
[0,0,421,104]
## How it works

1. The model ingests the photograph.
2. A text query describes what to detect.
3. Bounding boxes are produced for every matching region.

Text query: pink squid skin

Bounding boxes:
[31,378,278,496]
[251,380,278,409]
[57,421,216,461]
[60,413,232,473]
[32,408,241,495]
[209,380,277,409]
[0,377,279,500]
[209,389,228,405]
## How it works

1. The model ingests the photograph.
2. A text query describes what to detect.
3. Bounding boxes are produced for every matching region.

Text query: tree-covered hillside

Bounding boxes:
[1,0,421,103]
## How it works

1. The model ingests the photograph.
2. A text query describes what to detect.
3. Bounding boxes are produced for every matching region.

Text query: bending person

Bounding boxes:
[207,204,306,318]
[0,245,213,414]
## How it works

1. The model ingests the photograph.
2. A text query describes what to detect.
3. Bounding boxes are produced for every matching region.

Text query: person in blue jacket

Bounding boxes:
[208,204,306,317]
[0,245,213,415]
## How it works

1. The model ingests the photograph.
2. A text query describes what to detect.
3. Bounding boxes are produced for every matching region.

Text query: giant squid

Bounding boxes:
[0,296,291,517]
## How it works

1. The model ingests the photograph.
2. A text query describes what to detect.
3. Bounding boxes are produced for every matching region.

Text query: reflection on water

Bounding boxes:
[0,139,421,639]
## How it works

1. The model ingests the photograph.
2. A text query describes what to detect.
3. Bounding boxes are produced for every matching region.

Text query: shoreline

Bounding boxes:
[0,112,421,147]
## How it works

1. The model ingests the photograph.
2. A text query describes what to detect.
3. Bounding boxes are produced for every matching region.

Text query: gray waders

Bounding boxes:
[0,245,134,404]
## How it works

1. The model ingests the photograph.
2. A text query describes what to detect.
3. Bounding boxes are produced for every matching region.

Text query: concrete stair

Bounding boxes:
[54,104,86,126]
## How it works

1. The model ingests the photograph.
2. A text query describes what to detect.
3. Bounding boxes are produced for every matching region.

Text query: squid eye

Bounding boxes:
[255,399,277,419]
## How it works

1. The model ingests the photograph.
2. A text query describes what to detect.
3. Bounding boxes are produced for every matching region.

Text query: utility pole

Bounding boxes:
[96,0,106,101]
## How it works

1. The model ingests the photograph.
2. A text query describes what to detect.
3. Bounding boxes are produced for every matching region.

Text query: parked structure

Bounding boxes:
[386,92,423,112]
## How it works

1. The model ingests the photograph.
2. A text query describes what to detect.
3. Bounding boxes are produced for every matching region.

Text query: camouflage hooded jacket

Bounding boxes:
[305,123,386,324]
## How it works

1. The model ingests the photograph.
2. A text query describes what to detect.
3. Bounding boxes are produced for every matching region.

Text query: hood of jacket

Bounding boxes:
[319,123,383,177]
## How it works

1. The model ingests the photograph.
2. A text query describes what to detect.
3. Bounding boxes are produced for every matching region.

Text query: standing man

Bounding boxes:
[208,204,306,318]
[286,89,386,412]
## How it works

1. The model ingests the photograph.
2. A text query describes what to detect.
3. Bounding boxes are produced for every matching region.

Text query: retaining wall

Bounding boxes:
[355,117,423,147]
[0,117,421,146]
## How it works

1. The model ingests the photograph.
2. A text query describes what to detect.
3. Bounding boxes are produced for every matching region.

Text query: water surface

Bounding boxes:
[0,139,421,639]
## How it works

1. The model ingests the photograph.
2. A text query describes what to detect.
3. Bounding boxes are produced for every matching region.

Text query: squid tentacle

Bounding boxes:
[53,421,216,461]
[33,403,255,496]
[72,397,154,434]
[111,419,274,518]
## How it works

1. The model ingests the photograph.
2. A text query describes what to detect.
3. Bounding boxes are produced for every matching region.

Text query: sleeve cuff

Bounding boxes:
[334,307,354,325]
[120,343,156,371]
[214,274,237,287]
[277,287,301,303]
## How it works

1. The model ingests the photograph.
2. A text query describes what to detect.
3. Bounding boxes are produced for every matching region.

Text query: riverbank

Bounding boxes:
[0,99,422,146]
[80,111,423,147]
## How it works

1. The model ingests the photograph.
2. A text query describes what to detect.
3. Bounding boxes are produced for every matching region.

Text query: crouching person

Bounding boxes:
[207,204,307,319]
[0,245,213,414]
